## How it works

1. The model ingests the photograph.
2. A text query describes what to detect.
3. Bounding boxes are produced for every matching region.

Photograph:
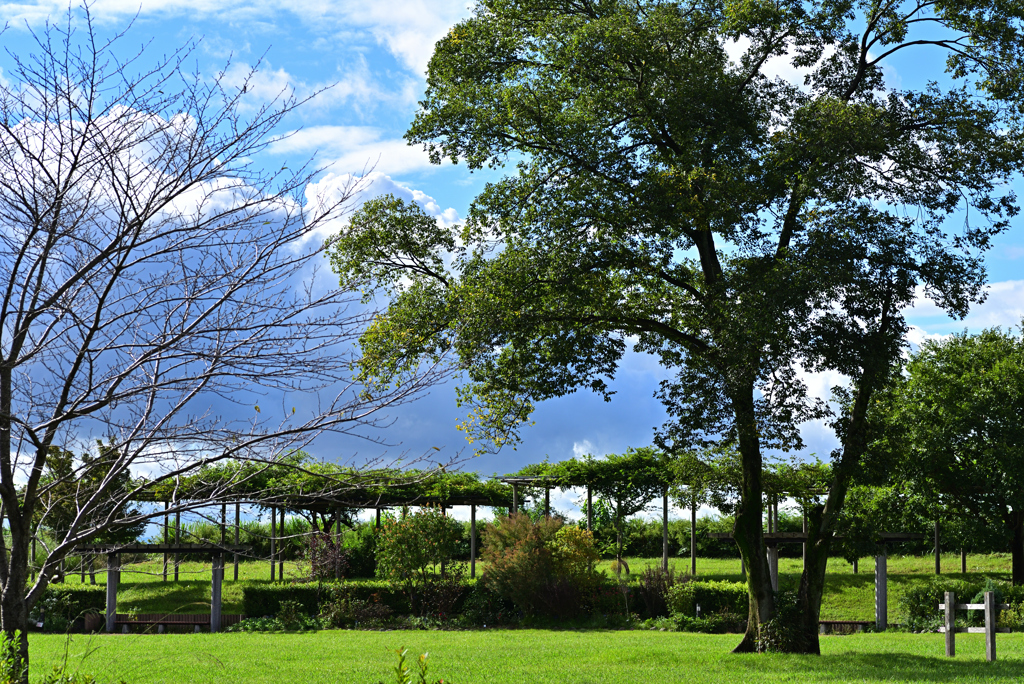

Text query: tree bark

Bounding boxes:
[729,388,772,653]
[1010,510,1024,586]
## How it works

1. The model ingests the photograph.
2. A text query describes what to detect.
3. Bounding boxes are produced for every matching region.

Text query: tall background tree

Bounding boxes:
[0,12,443,674]
[869,326,1024,582]
[328,0,1024,652]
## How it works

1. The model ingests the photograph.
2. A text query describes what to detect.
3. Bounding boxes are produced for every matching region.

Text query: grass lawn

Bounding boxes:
[29,630,1024,684]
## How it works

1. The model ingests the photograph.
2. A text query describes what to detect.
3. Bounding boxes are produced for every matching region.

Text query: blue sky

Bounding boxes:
[2,1,1023,520]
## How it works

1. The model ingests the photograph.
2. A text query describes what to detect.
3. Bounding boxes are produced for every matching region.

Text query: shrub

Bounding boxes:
[897,577,984,624]
[305,532,348,581]
[241,584,321,617]
[481,513,601,619]
[343,523,378,577]
[30,585,106,633]
[667,579,747,618]
[456,582,518,627]
[320,585,394,628]
[419,562,470,621]
[636,567,684,618]
[376,507,464,612]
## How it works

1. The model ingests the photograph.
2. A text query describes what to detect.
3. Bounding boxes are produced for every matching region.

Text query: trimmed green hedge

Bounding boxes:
[31,584,107,632]
[242,581,410,617]
[667,580,747,618]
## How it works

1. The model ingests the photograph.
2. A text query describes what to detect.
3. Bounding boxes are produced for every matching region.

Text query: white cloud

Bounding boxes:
[905,280,1024,334]
[572,440,596,459]
[270,125,437,176]
[1,1,473,75]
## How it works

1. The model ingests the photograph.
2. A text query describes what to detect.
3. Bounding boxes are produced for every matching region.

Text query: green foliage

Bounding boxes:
[376,507,464,612]
[667,580,748,619]
[756,591,809,653]
[635,567,683,618]
[376,648,449,684]
[869,327,1024,581]
[319,584,395,628]
[30,585,107,633]
[481,513,600,618]
[0,631,25,684]
[241,584,322,618]
[342,523,378,577]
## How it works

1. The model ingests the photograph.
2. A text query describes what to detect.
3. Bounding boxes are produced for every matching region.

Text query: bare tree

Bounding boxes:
[0,11,442,672]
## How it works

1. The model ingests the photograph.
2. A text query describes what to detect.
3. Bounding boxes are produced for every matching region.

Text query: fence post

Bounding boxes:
[944,591,955,657]
[985,591,997,662]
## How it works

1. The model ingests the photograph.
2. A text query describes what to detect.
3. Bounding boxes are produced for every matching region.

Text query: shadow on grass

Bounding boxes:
[734,651,1024,682]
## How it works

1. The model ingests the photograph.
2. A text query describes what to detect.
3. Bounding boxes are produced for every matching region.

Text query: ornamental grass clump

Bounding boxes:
[480,513,600,619]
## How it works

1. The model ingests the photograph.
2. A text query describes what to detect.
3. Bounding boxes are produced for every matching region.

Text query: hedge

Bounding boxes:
[667,580,747,618]
[31,584,107,632]
[242,581,410,617]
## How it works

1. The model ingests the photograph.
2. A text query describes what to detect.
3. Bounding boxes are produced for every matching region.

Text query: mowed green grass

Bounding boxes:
[63,553,1014,619]
[29,630,1024,684]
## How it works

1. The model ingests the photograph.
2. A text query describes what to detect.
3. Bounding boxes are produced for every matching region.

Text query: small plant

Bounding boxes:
[377,648,449,684]
[0,630,26,684]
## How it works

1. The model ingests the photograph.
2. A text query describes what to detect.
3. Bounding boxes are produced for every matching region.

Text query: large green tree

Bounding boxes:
[869,327,1024,583]
[328,0,1024,652]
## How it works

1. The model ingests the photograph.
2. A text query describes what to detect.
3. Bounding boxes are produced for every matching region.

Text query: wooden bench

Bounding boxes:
[113,613,243,632]
[818,620,874,634]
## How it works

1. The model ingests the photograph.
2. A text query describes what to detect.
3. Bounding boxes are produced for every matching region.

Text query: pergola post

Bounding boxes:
[163,501,169,582]
[586,485,593,532]
[544,487,550,517]
[690,495,697,576]
[802,507,808,570]
[961,548,967,574]
[875,546,888,631]
[934,520,941,574]
[278,509,285,580]
[105,553,118,633]
[512,484,519,513]
[173,507,180,582]
[470,504,477,579]
[270,506,277,582]
[220,503,227,546]
[211,552,224,633]
[335,506,342,580]
[767,542,779,592]
[661,487,668,573]
[376,507,381,528]
[234,503,240,581]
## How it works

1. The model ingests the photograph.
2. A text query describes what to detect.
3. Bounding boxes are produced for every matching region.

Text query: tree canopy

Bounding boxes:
[869,326,1024,583]
[328,0,1024,653]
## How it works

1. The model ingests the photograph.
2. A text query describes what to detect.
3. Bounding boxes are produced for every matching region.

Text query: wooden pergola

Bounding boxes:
[73,542,249,633]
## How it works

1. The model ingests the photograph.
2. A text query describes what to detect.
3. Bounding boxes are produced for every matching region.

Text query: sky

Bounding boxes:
[2,1,1023,522]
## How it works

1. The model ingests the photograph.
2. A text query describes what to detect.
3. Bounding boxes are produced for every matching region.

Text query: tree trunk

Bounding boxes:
[1,532,33,682]
[791,357,885,653]
[729,388,773,653]
[1010,510,1024,586]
